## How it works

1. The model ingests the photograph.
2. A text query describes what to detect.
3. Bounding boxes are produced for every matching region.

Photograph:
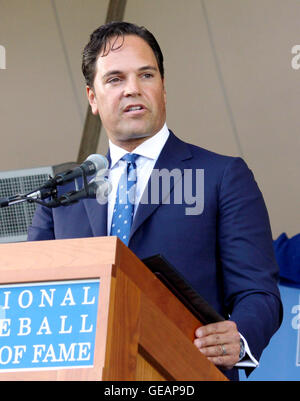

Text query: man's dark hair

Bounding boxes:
[82,21,164,88]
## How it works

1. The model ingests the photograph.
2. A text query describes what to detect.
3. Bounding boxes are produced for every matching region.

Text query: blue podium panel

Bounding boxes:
[0,279,100,372]
[240,285,300,381]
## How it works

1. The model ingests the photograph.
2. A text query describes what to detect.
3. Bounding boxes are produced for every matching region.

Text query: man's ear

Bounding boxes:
[86,86,99,115]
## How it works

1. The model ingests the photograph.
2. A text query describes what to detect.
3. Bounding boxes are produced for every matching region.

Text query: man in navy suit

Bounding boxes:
[28,22,282,380]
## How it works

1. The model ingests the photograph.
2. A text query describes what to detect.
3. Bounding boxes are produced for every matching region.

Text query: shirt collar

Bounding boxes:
[109,123,170,169]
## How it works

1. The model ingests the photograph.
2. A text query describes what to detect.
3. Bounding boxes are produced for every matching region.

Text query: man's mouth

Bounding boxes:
[124,104,146,113]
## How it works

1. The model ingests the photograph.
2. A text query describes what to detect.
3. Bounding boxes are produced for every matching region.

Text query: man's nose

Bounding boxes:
[124,76,141,97]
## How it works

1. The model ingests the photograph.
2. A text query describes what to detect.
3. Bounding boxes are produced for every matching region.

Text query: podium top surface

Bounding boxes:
[0,237,120,284]
[0,236,118,266]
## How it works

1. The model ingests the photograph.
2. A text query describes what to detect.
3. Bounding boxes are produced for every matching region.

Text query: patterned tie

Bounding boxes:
[110,153,139,245]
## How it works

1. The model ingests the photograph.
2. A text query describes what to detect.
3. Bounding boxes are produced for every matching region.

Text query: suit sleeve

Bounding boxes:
[217,157,283,363]
[27,204,55,241]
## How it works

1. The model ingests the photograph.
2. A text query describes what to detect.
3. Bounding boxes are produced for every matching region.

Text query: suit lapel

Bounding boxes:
[83,198,107,237]
[129,131,192,242]
[82,151,111,237]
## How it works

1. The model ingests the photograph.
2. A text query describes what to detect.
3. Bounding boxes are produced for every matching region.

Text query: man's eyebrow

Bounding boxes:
[138,65,158,72]
[102,70,123,80]
[102,65,158,80]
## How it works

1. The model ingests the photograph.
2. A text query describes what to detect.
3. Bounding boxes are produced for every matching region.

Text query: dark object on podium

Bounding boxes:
[142,254,224,325]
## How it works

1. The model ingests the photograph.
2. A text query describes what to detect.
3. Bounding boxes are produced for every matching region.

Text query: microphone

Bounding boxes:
[0,177,111,208]
[0,154,109,209]
[57,179,111,206]
[42,154,108,188]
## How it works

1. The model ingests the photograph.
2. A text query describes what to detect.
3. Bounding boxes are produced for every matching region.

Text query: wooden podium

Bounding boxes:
[0,237,227,381]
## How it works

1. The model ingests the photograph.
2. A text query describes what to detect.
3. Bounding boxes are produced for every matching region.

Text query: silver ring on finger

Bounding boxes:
[220,344,227,356]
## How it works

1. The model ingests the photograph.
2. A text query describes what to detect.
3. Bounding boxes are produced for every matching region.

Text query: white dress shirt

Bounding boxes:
[107,122,258,368]
[107,123,169,235]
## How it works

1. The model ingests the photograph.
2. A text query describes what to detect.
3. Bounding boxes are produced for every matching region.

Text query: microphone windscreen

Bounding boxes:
[86,154,108,171]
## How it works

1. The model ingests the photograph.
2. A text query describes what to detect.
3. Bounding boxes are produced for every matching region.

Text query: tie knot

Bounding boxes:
[122,153,139,165]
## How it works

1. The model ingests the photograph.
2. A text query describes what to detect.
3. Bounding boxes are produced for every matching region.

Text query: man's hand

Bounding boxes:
[194,321,241,370]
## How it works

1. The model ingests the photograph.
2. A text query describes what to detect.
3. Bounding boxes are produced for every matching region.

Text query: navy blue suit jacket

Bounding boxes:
[28,131,282,380]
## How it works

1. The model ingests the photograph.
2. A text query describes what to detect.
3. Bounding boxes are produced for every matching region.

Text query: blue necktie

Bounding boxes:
[110,153,139,245]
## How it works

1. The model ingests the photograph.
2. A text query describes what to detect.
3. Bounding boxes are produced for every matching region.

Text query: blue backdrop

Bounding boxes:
[240,284,300,381]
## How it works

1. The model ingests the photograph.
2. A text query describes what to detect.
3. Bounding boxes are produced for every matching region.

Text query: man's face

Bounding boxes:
[87,35,166,149]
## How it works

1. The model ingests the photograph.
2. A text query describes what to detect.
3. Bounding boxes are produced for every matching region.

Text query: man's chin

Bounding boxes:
[116,130,153,141]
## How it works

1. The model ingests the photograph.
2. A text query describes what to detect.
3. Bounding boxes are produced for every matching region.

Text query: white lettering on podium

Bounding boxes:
[60,288,76,306]
[82,287,96,305]
[18,290,33,308]
[18,317,31,336]
[0,286,97,309]
[39,288,56,307]
[0,345,26,365]
[32,343,91,363]
[0,318,11,336]
[59,315,72,334]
